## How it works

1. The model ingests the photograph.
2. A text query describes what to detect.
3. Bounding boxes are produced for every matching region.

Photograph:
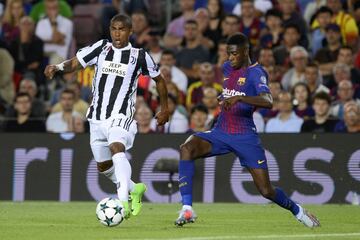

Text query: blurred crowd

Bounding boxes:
[0,0,360,134]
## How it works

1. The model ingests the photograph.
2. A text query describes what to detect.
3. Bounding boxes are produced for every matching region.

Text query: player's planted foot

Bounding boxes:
[121,201,131,219]
[296,204,320,228]
[130,183,147,216]
[175,206,197,226]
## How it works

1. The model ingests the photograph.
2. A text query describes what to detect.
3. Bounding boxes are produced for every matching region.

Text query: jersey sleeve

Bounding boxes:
[140,50,160,78]
[76,39,107,68]
[250,68,270,95]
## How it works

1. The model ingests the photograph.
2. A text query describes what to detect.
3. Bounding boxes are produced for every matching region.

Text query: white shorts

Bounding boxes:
[89,114,137,162]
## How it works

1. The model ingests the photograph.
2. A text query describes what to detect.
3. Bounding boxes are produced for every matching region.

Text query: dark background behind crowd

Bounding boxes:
[0,0,359,134]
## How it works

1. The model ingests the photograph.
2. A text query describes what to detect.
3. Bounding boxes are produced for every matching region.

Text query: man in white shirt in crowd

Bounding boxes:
[265,91,303,132]
[35,0,73,64]
[46,89,83,133]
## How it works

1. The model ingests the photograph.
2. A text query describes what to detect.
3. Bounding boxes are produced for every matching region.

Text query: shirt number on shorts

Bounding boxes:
[111,118,133,131]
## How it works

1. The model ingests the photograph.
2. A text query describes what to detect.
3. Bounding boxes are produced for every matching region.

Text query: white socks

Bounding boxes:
[295,204,304,220]
[112,152,132,201]
[101,165,117,184]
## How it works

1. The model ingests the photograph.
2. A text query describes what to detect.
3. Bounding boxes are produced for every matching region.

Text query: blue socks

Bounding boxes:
[273,188,299,215]
[178,160,195,206]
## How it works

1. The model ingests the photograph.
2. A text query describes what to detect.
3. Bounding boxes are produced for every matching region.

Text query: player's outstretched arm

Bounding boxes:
[44,57,83,80]
[153,75,170,126]
[221,93,273,110]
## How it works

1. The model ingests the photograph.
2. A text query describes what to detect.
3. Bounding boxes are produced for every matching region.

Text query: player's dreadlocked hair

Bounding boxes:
[226,33,249,49]
[111,14,132,29]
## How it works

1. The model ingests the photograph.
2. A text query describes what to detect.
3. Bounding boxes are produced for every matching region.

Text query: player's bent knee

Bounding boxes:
[180,142,195,160]
[97,160,113,172]
[109,142,125,155]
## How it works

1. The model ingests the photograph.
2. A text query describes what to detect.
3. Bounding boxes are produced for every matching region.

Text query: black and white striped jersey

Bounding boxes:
[76,39,160,122]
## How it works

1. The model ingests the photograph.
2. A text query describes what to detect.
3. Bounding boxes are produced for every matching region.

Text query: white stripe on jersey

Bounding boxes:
[76,40,160,122]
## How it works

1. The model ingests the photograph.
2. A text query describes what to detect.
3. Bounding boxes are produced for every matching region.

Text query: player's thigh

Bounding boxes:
[181,135,213,159]
[89,122,112,162]
[107,119,137,152]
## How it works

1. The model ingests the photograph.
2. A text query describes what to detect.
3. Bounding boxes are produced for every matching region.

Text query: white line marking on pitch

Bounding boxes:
[116,232,360,240]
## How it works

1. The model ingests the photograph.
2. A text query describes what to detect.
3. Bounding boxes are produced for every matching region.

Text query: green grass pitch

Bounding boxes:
[0,202,360,240]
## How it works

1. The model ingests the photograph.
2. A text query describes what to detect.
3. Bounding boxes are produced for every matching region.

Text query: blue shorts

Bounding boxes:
[194,129,268,169]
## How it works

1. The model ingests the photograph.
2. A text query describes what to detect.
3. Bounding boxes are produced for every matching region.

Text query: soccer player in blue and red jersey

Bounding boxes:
[175,33,320,228]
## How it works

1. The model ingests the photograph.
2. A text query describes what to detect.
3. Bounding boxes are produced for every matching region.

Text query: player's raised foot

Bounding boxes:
[296,204,320,228]
[130,183,147,216]
[174,207,197,227]
[120,201,131,219]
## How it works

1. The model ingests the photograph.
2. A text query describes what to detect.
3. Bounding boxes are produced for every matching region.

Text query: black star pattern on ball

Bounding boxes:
[104,216,113,226]
[114,206,122,214]
[100,203,109,210]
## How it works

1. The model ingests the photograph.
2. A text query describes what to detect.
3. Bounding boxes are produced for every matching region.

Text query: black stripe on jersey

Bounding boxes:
[140,49,149,76]
[95,48,114,120]
[119,49,144,115]
[83,40,107,64]
[86,40,108,119]
[105,49,131,119]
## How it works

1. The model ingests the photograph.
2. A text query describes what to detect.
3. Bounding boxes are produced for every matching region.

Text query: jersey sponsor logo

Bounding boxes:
[257,160,266,164]
[101,61,128,77]
[237,77,246,85]
[222,88,246,98]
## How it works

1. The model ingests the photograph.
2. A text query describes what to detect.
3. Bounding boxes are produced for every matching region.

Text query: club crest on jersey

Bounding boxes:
[237,77,246,85]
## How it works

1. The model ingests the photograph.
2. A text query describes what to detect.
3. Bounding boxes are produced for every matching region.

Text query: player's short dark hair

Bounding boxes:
[284,23,300,34]
[265,8,283,20]
[313,91,331,105]
[111,14,132,29]
[315,6,333,16]
[14,92,31,102]
[162,49,175,58]
[191,104,208,115]
[226,33,249,48]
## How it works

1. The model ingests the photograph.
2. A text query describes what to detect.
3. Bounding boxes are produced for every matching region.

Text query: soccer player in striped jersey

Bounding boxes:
[45,14,170,219]
[175,33,320,228]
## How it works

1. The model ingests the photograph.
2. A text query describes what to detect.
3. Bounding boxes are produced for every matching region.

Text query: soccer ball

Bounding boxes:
[96,197,124,227]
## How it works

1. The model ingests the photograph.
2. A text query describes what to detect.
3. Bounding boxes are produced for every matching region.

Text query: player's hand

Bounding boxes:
[155,109,170,126]
[44,65,59,79]
[219,96,241,111]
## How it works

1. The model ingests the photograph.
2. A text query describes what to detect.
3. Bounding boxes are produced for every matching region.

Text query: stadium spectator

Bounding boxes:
[253,111,265,132]
[273,24,300,69]
[0,48,15,106]
[151,94,188,133]
[265,91,303,132]
[2,0,25,44]
[206,0,225,48]
[304,0,326,25]
[304,63,330,95]
[187,104,209,133]
[6,78,47,118]
[147,30,163,64]
[331,80,360,119]
[100,0,121,40]
[129,10,151,48]
[232,0,273,17]
[9,16,43,82]
[281,46,308,91]
[220,14,240,40]
[51,80,89,118]
[336,46,360,85]
[194,8,215,51]
[160,49,188,93]
[314,23,342,81]
[163,0,195,48]
[258,47,275,68]
[291,82,315,119]
[35,0,73,64]
[301,91,338,132]
[260,9,283,49]
[176,20,210,84]
[325,0,359,48]
[237,0,265,53]
[330,63,353,95]
[202,87,220,125]
[310,6,333,56]
[46,89,83,133]
[334,101,360,133]
[3,92,45,132]
[30,0,72,22]
[279,0,309,48]
[211,39,228,83]
[135,103,155,134]
[186,62,222,110]
[166,81,186,107]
